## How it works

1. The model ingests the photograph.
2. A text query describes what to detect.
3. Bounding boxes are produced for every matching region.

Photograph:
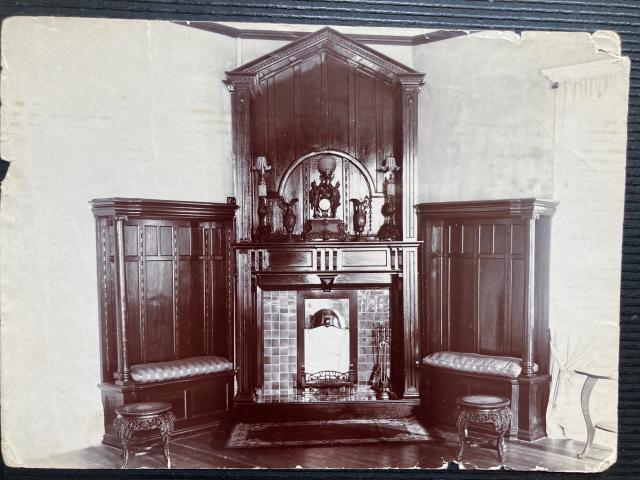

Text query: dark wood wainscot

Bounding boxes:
[91,198,237,447]
[417,198,556,441]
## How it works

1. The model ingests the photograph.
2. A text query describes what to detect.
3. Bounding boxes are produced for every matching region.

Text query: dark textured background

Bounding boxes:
[0,1,637,479]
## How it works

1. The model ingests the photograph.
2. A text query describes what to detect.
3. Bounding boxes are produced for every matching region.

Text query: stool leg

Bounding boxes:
[159,412,175,469]
[114,416,133,469]
[121,442,130,469]
[161,433,171,469]
[121,427,135,469]
[496,408,512,463]
[455,410,469,462]
[497,431,506,463]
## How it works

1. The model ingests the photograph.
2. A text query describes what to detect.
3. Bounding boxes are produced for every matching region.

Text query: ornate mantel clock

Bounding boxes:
[303,154,349,241]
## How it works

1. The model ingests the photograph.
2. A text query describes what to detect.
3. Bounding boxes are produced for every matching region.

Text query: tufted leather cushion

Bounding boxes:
[422,351,538,378]
[130,356,233,384]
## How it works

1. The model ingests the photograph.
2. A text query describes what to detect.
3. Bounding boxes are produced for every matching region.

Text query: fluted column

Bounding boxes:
[114,215,131,385]
[234,249,257,402]
[226,80,253,242]
[522,216,537,377]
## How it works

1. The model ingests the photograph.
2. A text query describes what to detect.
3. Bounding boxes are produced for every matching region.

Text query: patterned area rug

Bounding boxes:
[225,417,432,448]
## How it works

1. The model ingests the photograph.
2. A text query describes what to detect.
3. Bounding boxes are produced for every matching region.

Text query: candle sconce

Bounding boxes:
[252,156,272,242]
[377,156,400,241]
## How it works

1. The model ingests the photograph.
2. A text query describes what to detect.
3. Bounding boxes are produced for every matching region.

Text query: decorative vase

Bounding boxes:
[278,197,299,238]
[254,196,271,242]
[377,195,399,241]
[350,198,367,238]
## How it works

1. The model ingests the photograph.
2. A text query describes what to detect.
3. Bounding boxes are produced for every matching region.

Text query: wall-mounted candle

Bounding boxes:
[253,156,270,197]
[386,181,395,197]
[386,156,396,171]
[256,156,268,170]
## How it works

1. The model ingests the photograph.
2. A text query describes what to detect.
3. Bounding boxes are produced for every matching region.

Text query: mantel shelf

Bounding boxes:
[233,240,421,249]
[235,240,420,274]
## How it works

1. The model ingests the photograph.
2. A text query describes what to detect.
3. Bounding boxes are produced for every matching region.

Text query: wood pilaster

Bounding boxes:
[402,245,420,397]
[114,215,132,385]
[235,249,257,402]
[398,76,423,241]
[522,216,537,377]
[227,80,253,242]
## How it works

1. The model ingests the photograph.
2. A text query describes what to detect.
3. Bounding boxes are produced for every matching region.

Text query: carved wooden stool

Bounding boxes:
[113,401,176,468]
[454,394,512,463]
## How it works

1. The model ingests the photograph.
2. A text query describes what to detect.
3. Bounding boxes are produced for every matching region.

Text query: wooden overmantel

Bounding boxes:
[224,26,425,243]
[225,27,425,407]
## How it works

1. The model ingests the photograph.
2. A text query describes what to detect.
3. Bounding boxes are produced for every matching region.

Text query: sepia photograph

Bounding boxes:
[0,14,630,473]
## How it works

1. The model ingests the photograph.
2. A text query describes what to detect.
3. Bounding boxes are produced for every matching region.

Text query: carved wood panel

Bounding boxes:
[227,29,423,240]
[417,199,555,376]
[118,221,231,366]
[248,53,399,236]
[92,198,237,384]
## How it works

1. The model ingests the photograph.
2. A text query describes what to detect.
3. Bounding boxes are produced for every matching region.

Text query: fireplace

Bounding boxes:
[261,289,390,399]
[227,28,424,412]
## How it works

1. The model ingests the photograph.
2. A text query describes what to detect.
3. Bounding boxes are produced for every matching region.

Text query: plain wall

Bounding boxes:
[0,17,237,465]
[413,31,629,449]
[414,31,617,202]
[0,18,628,465]
[544,58,627,449]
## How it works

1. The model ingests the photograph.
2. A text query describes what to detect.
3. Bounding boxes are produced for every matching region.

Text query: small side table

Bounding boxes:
[575,370,617,459]
[113,401,176,468]
[454,394,512,462]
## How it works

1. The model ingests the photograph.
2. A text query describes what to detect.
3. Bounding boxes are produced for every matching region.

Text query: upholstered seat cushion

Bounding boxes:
[130,356,233,384]
[422,351,537,378]
[457,394,510,409]
[115,401,173,416]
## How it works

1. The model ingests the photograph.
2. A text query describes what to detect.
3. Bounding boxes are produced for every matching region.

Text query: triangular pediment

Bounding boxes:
[225,27,423,88]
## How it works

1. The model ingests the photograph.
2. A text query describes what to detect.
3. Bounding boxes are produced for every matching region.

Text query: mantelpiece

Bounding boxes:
[233,240,421,405]
[225,27,424,412]
[235,240,415,276]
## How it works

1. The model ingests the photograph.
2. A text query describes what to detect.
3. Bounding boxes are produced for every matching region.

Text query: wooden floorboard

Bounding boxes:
[26,425,614,472]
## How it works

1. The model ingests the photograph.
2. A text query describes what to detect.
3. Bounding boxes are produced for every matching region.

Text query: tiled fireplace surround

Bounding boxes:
[262,289,390,397]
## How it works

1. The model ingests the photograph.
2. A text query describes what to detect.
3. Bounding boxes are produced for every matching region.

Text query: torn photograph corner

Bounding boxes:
[0,16,628,472]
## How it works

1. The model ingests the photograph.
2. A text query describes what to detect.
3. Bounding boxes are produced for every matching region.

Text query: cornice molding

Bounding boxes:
[415,198,557,219]
[175,21,469,46]
[90,197,238,220]
[224,26,425,91]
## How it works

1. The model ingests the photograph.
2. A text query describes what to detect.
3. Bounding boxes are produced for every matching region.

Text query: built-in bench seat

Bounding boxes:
[130,356,234,384]
[422,351,538,379]
[100,355,235,447]
[420,351,547,440]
